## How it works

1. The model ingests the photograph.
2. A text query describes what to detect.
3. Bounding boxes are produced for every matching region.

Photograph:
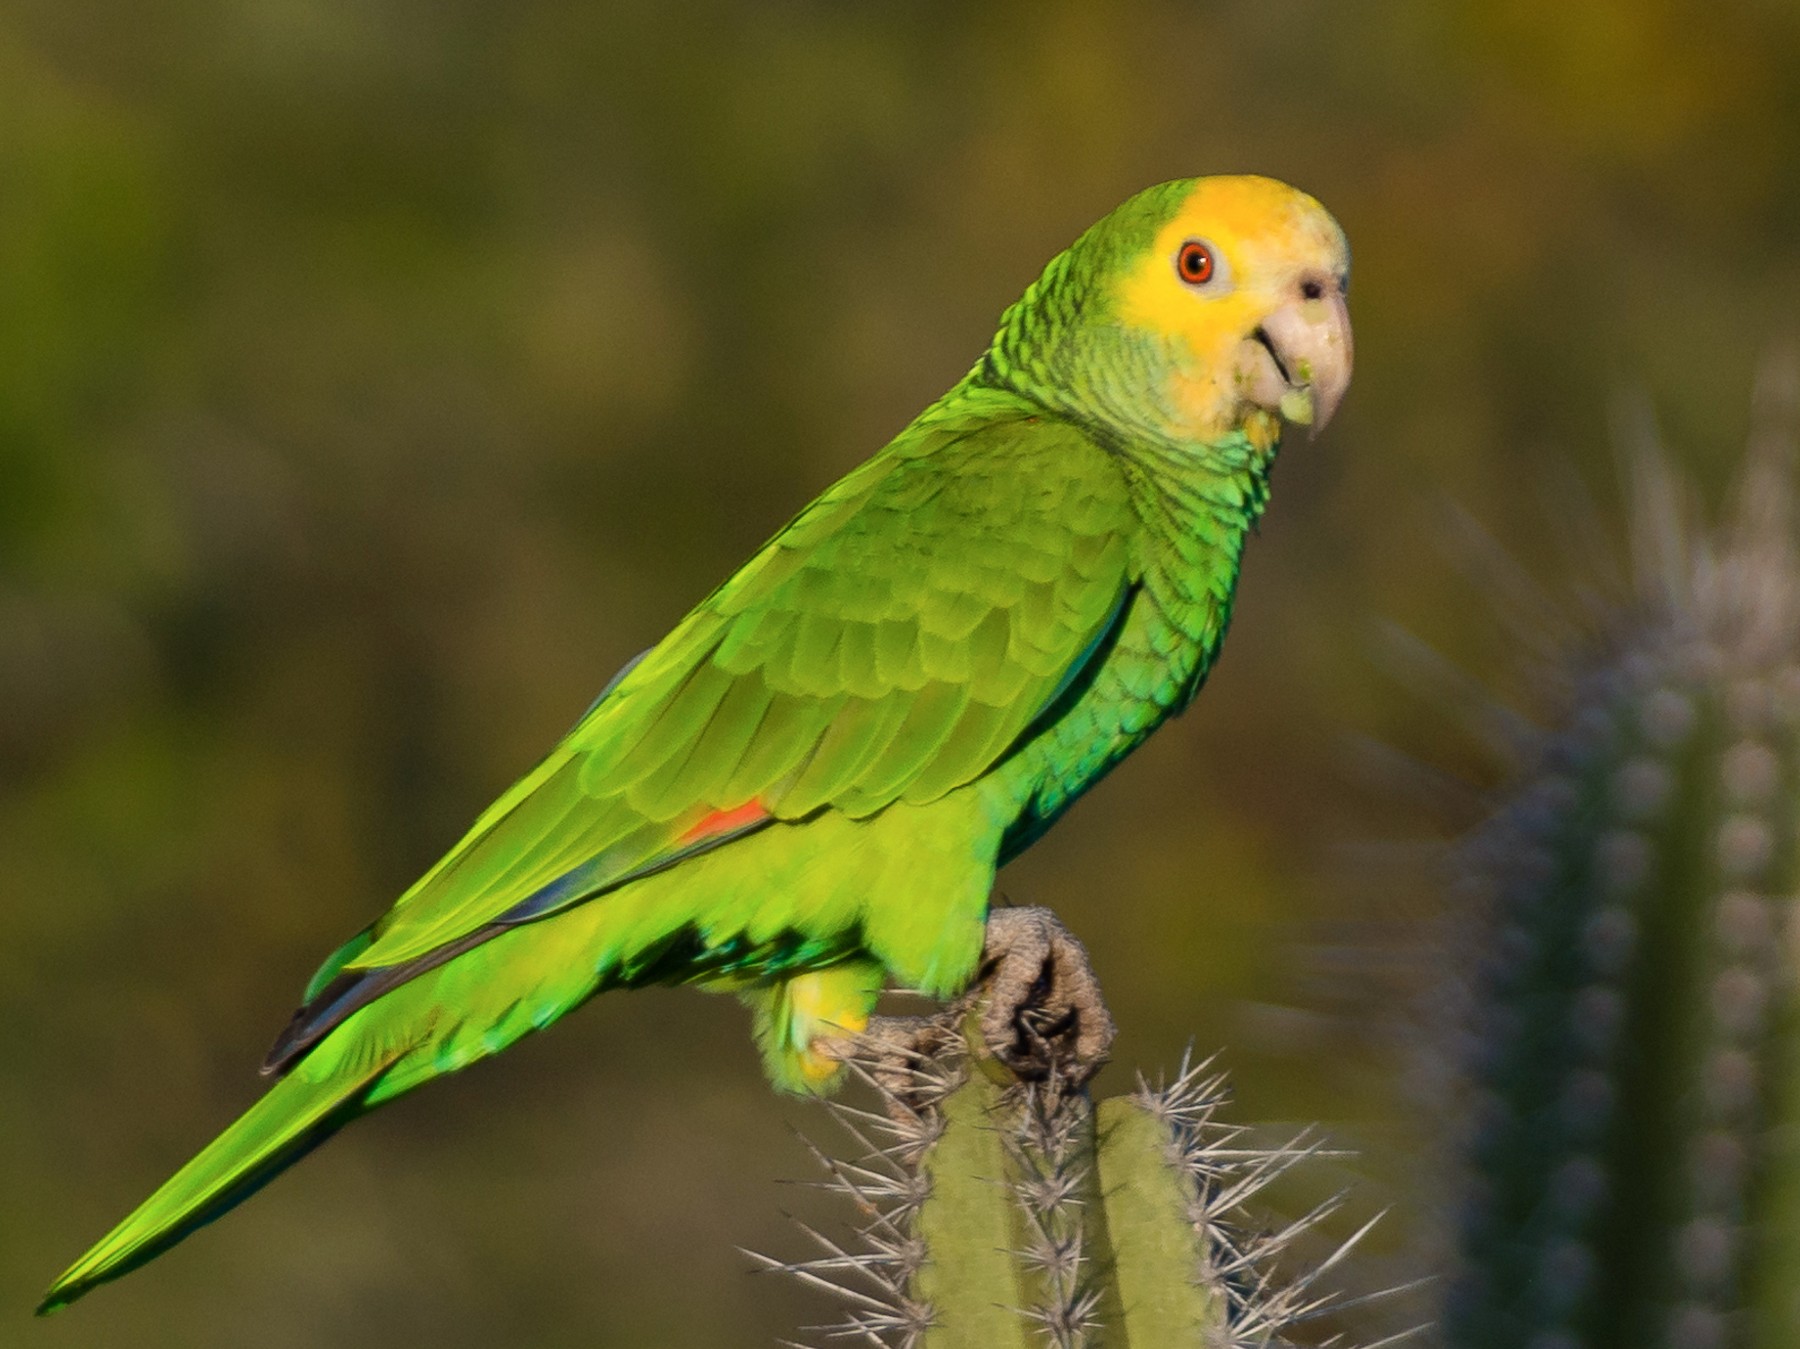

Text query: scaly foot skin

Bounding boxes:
[827,905,1116,1109]
[839,1014,960,1114]
[968,905,1116,1086]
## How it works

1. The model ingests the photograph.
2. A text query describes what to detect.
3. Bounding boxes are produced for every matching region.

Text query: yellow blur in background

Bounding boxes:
[5,1,1799,1344]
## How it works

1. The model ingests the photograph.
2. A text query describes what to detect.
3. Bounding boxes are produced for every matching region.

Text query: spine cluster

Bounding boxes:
[759,1023,1376,1348]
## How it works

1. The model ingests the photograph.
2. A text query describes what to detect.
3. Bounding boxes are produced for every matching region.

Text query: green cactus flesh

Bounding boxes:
[763,1021,1369,1348]
[911,1068,1037,1347]
[1097,1096,1230,1343]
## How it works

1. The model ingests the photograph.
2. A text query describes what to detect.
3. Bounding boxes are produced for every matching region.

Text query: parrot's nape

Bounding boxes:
[40,174,1351,1313]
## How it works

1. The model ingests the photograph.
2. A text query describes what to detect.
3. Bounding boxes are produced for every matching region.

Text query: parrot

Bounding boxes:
[39,173,1352,1314]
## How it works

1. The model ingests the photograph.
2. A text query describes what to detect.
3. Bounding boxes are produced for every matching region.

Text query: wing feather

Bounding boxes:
[333,402,1135,976]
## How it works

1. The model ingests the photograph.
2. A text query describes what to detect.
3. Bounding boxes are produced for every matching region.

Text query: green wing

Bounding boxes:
[295,394,1132,1028]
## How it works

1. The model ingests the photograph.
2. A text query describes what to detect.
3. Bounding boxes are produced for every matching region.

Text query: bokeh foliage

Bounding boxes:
[4,1,1799,1344]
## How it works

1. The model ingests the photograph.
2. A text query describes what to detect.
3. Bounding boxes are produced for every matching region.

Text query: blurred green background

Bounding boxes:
[5,1,1800,1344]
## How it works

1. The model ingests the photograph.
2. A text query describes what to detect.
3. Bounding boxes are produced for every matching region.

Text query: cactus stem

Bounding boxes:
[762,998,1394,1347]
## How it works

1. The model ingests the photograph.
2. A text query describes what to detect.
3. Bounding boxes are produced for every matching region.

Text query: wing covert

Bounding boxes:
[345,404,1133,971]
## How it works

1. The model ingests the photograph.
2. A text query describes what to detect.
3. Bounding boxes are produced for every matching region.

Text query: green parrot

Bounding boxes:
[40,174,1351,1313]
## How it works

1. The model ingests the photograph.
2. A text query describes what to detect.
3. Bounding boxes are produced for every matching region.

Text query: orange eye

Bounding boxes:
[1176,240,1215,285]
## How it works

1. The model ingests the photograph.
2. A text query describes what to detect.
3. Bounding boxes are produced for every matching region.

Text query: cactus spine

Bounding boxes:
[1439,358,1800,1349]
[761,1007,1374,1347]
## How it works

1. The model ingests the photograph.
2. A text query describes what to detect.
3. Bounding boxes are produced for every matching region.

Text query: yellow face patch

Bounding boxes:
[1114,176,1349,440]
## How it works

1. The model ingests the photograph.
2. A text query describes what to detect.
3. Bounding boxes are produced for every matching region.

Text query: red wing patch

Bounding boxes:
[678,800,770,845]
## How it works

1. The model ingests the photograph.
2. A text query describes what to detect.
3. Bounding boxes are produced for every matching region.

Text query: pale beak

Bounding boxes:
[1233,286,1353,436]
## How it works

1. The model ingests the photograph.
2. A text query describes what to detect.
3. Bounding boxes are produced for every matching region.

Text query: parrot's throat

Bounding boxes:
[1121,418,1281,702]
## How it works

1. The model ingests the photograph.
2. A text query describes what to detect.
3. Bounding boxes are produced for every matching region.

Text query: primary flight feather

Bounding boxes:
[41,174,1351,1313]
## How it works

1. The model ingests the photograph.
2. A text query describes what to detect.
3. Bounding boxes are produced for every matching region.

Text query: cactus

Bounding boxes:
[1434,355,1800,1349]
[757,1002,1384,1348]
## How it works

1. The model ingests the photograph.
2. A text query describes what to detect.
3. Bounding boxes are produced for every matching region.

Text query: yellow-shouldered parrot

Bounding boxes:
[41,174,1351,1313]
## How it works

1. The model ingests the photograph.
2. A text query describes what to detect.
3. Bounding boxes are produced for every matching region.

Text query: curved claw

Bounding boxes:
[971,906,1116,1086]
[825,906,1116,1121]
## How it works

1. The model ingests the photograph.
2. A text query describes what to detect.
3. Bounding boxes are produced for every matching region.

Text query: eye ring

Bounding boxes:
[1176,240,1216,286]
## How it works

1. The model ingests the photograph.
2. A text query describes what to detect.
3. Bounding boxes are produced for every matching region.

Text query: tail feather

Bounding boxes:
[38,894,633,1315]
[37,1044,406,1315]
[37,803,878,1314]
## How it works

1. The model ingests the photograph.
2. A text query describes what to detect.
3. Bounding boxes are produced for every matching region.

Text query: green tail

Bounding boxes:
[36,819,886,1314]
[36,1044,404,1315]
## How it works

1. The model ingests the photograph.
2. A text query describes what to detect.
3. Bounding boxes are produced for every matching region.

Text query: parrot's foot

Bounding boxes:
[832,906,1116,1116]
[831,1014,964,1116]
[967,904,1115,1088]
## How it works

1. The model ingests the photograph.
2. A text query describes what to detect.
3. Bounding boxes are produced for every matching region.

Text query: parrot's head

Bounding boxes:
[984,175,1352,447]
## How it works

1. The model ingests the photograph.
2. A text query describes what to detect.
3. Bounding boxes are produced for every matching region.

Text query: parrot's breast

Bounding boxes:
[990,428,1276,857]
